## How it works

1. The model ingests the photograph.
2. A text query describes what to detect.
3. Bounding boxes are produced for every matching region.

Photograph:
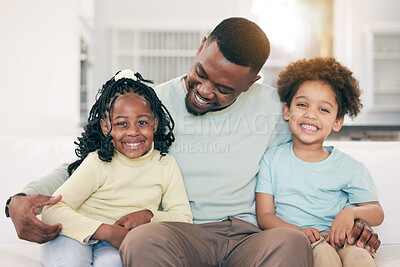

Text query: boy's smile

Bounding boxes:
[283,80,344,147]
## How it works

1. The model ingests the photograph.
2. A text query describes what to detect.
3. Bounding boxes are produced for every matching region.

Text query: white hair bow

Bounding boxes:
[114,69,135,81]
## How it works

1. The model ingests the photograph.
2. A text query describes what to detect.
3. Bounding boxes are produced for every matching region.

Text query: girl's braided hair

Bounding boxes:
[68,70,175,175]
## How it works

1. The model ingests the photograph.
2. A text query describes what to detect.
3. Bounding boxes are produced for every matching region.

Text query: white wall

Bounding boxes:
[92,0,256,93]
[0,0,82,139]
[333,0,400,125]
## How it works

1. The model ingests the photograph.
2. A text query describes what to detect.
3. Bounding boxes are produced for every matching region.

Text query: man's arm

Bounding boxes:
[6,163,70,243]
[22,162,70,196]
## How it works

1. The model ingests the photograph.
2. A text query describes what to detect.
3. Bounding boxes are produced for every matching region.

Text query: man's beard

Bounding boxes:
[185,92,208,116]
[184,80,210,116]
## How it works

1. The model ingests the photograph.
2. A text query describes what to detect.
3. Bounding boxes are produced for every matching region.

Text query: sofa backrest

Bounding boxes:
[0,136,76,243]
[1,136,399,246]
[324,140,400,246]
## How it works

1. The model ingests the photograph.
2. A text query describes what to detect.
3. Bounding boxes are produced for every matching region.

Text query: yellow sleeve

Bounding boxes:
[150,155,193,223]
[41,153,104,244]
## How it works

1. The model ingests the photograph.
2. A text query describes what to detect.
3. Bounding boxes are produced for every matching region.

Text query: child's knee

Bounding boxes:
[338,244,377,267]
[312,239,341,267]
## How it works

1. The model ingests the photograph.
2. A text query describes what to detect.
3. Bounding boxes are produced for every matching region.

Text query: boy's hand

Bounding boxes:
[301,227,321,243]
[115,209,153,230]
[327,208,355,248]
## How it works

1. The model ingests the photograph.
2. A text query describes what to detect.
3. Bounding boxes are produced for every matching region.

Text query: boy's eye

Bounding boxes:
[297,103,307,107]
[320,108,330,113]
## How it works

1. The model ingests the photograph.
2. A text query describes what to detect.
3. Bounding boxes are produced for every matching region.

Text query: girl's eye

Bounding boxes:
[138,120,149,126]
[115,122,126,126]
[320,108,330,113]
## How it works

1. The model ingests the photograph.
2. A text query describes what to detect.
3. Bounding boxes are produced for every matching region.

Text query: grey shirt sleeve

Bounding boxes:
[22,162,70,196]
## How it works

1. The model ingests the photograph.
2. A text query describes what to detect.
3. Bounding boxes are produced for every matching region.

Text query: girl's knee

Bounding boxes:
[93,254,122,267]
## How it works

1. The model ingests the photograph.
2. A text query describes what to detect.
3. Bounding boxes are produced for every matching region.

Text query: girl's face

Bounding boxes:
[283,80,344,147]
[100,93,158,159]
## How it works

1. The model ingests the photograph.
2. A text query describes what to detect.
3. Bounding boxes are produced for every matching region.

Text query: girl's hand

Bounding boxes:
[115,209,153,230]
[107,224,129,249]
[93,224,129,249]
[301,227,321,243]
[327,208,355,248]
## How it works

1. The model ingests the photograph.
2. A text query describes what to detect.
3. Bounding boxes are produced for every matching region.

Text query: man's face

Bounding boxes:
[185,38,260,116]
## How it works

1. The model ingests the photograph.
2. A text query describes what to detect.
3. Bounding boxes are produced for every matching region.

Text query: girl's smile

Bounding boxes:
[101,93,158,159]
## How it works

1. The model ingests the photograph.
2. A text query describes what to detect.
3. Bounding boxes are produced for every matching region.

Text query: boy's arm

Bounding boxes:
[328,201,384,249]
[256,192,320,243]
[7,163,70,243]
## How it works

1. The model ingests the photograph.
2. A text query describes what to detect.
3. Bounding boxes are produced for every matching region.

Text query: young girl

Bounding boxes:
[256,57,384,267]
[41,69,193,267]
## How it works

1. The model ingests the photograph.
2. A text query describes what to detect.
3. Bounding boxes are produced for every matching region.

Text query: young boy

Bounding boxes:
[256,57,384,267]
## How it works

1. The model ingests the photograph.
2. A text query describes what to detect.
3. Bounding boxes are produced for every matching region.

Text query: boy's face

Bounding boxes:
[283,80,344,146]
[184,38,260,116]
[100,93,158,159]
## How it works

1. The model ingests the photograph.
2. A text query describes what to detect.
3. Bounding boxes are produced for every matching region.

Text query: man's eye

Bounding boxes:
[196,69,206,79]
[217,87,230,95]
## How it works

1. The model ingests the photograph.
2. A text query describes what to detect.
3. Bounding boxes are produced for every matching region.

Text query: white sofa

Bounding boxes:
[1,135,399,266]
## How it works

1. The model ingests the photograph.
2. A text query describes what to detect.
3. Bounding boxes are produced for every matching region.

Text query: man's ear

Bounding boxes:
[195,37,207,56]
[282,102,290,121]
[333,117,344,132]
[100,119,110,136]
[243,75,261,92]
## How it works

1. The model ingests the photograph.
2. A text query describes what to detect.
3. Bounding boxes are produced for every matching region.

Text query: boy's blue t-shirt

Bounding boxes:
[256,141,379,232]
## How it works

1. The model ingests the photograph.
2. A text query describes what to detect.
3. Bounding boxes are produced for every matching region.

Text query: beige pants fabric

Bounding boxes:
[312,233,378,267]
[119,217,312,267]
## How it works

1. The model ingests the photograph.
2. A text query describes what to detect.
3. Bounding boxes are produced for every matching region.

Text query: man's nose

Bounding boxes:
[197,81,216,100]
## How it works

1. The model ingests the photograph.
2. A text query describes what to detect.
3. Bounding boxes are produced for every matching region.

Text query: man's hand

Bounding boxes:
[8,194,62,243]
[115,209,153,230]
[348,219,381,253]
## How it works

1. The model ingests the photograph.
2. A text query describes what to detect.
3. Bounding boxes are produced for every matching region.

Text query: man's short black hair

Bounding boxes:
[207,17,270,75]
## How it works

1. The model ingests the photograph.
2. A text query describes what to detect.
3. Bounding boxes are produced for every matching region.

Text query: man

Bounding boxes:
[7,17,380,266]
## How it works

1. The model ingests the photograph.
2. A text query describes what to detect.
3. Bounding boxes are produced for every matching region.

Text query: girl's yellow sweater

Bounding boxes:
[42,145,192,244]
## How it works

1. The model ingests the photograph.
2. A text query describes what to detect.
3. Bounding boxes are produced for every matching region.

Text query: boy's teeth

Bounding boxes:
[301,124,317,130]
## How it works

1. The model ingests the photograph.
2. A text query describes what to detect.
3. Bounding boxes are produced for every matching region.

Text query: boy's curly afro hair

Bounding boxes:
[277,57,363,119]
